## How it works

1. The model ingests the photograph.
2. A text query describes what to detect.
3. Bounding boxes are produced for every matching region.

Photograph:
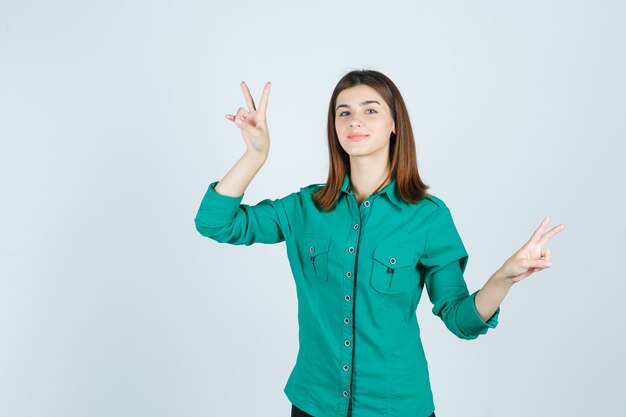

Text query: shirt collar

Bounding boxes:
[340,172,404,209]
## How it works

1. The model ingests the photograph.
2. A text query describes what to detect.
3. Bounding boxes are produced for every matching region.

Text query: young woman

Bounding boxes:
[194,69,564,417]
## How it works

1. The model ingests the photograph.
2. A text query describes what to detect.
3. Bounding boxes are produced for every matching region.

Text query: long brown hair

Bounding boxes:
[312,69,431,211]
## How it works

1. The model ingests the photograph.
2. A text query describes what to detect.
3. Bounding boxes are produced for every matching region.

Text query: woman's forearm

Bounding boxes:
[213,150,268,198]
[474,269,514,322]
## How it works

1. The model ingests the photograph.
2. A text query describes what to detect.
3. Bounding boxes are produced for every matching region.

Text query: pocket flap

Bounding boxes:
[303,234,330,256]
[373,244,415,268]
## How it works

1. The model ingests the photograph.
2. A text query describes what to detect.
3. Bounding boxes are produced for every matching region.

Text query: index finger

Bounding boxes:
[529,216,550,244]
[240,81,257,112]
[258,81,271,114]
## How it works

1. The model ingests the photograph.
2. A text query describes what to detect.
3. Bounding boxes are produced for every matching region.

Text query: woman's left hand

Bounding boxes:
[499,217,565,284]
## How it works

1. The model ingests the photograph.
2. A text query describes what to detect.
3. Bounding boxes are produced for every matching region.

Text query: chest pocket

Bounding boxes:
[371,244,416,294]
[302,234,330,282]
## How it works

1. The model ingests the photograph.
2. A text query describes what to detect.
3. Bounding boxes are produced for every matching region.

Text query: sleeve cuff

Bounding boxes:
[456,290,500,336]
[198,181,245,214]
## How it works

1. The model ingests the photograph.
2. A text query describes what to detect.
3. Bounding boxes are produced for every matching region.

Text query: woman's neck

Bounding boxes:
[349,162,391,204]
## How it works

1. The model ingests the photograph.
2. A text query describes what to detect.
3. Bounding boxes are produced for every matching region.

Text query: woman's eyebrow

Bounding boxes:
[336,100,380,111]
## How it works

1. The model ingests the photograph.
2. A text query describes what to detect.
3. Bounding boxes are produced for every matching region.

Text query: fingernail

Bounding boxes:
[235,118,242,125]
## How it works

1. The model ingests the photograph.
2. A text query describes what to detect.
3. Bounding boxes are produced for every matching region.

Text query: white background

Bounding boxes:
[1,1,625,416]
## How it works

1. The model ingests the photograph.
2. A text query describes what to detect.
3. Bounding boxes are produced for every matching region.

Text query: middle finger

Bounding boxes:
[241,81,257,112]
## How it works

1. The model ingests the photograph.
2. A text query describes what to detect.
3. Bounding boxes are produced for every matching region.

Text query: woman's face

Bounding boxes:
[334,84,396,159]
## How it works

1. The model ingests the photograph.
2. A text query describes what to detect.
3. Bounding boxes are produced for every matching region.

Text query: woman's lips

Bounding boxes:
[347,134,369,142]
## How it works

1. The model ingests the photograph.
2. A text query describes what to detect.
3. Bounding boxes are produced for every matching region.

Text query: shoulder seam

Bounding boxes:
[424,194,448,209]
[300,183,325,191]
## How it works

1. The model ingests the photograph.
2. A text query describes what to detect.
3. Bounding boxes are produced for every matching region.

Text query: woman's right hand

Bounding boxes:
[225,81,272,158]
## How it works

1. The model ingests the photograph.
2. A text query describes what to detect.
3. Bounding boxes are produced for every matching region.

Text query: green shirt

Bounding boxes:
[194,172,500,417]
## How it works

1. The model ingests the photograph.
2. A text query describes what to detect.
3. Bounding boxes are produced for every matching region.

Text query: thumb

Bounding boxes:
[235,117,260,136]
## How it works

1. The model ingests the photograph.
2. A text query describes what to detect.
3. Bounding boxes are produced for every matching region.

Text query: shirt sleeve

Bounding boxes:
[194,180,296,245]
[419,206,500,340]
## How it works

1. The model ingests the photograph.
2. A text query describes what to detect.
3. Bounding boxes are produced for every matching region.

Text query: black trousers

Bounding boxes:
[291,403,436,417]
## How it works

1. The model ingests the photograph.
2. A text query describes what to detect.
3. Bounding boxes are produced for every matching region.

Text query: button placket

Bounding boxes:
[339,214,360,409]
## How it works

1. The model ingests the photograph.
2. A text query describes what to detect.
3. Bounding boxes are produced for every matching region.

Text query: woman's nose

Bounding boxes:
[350,117,362,127]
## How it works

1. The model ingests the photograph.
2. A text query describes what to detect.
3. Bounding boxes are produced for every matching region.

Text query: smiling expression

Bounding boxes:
[335,84,396,159]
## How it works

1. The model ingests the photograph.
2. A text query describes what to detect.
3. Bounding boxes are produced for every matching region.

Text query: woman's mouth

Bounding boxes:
[347,134,369,142]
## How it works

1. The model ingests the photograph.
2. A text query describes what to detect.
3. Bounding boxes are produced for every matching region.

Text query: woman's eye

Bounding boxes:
[338,109,377,117]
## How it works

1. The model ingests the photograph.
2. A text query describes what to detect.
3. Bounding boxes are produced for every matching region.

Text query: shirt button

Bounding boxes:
[344,318,350,324]
[353,224,359,229]
[348,247,354,253]
[343,365,349,371]
[390,257,396,264]
[363,201,370,207]
[309,246,315,253]
[345,295,351,301]
[344,340,351,346]
[343,391,349,397]
[346,271,352,278]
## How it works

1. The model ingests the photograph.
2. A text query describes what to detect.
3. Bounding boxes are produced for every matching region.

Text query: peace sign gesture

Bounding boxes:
[499,217,566,284]
[225,81,272,157]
